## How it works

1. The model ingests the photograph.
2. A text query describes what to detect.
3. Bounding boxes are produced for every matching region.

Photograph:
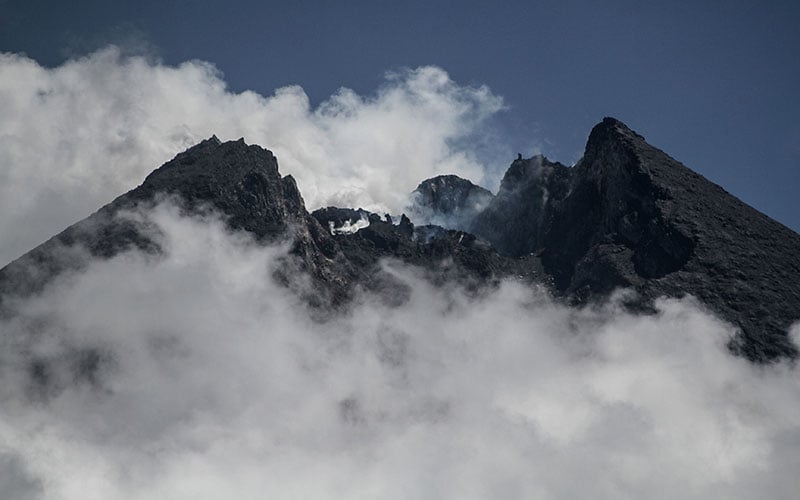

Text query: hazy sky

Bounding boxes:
[2,0,798,232]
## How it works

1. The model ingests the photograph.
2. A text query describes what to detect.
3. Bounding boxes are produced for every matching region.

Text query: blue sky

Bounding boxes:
[2,0,798,231]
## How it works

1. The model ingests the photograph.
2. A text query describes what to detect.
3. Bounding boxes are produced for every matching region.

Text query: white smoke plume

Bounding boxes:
[0,202,798,499]
[0,46,506,265]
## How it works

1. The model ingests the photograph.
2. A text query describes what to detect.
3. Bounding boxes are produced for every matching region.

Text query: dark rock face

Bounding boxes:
[408,175,494,231]
[541,119,696,289]
[2,118,799,362]
[467,118,800,360]
[0,136,353,307]
[470,155,572,257]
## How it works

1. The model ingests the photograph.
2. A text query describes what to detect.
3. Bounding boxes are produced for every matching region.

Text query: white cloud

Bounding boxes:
[0,202,798,499]
[0,47,506,265]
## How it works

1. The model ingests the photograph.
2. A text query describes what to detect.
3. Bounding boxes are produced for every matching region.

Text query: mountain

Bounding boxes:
[0,136,342,307]
[407,175,494,231]
[470,154,571,258]
[2,118,798,362]
[441,118,800,360]
[0,135,523,315]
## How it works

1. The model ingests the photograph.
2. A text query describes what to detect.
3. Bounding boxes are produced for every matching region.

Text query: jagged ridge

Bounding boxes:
[2,118,799,362]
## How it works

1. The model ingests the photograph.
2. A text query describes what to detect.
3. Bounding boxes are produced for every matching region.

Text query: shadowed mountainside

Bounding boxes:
[439,118,800,360]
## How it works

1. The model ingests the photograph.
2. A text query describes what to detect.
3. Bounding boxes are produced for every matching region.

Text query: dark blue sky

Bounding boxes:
[2,0,799,231]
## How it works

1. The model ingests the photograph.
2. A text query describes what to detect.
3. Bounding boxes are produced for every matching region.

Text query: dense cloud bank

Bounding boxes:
[1,204,798,499]
[0,47,506,264]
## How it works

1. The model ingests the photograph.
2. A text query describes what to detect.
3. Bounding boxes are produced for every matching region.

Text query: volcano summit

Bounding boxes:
[1,118,798,362]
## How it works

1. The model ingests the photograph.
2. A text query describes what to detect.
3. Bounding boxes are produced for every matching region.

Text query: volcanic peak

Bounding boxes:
[3,119,800,361]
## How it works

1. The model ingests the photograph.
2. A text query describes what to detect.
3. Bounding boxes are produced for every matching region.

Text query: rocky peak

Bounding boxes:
[584,117,645,154]
[468,117,800,360]
[469,154,571,257]
[131,137,298,237]
[537,118,695,283]
[0,137,344,305]
[408,174,493,231]
[500,154,562,187]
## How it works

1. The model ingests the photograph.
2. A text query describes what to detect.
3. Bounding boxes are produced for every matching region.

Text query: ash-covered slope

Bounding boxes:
[461,118,799,360]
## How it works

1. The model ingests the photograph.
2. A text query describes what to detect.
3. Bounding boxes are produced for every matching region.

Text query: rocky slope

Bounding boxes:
[430,118,800,360]
[0,136,341,307]
[2,118,798,361]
